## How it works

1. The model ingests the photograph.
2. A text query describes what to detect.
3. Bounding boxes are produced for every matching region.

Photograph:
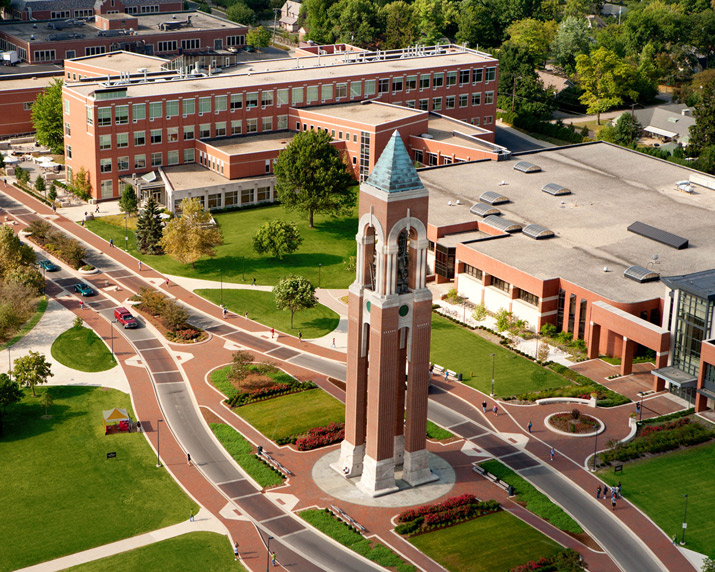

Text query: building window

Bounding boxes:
[485,67,496,82]
[518,289,539,306]
[199,124,211,138]
[472,92,482,106]
[184,148,195,163]
[261,91,273,107]
[378,78,390,93]
[213,95,227,113]
[215,122,226,136]
[133,103,145,122]
[118,156,129,171]
[246,118,257,133]
[350,82,361,97]
[392,77,403,92]
[277,88,289,105]
[473,68,483,83]
[86,106,93,125]
[151,152,162,167]
[150,129,162,144]
[568,293,577,333]
[33,50,56,62]
[183,99,195,115]
[100,180,113,198]
[419,99,429,111]
[406,100,415,108]
[435,244,455,279]
[51,10,71,18]
[183,125,195,140]
[246,92,259,108]
[135,154,146,169]
[167,150,179,165]
[432,97,442,110]
[261,117,273,131]
[464,264,482,280]
[277,115,288,130]
[181,39,200,50]
[63,100,70,115]
[97,107,112,126]
[208,193,222,208]
[162,100,178,118]
[257,186,270,201]
[491,277,510,293]
[114,105,129,125]
[673,291,713,376]
[199,97,211,114]
[433,73,443,88]
[336,83,348,98]
[446,96,455,109]
[304,86,317,103]
[485,91,494,105]
[578,298,587,339]
[65,50,76,60]
[85,46,106,56]
[428,153,438,166]
[231,120,242,135]
[227,35,244,46]
[292,87,303,104]
[66,145,72,159]
[484,116,493,125]
[241,188,254,203]
[230,93,243,111]
[149,102,162,121]
[413,149,423,164]
[459,94,469,108]
[225,190,238,206]
[100,158,112,173]
[158,41,177,52]
[406,75,417,91]
[459,70,470,85]
[446,71,457,87]
[134,131,146,146]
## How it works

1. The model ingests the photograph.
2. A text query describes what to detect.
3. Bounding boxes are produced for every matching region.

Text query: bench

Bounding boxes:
[446,369,458,380]
[473,465,513,494]
[259,452,293,477]
[432,364,444,375]
[330,505,367,534]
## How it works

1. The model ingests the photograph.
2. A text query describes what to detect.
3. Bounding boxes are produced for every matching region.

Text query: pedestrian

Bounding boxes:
[527,420,532,433]
[611,494,616,510]
[138,260,142,271]
[611,485,617,498]
[429,363,434,375]
[52,204,56,213]
[81,219,85,227]
[109,237,114,248]
[270,327,274,338]
[252,277,256,286]
[222,305,227,318]
[298,330,302,342]
[244,311,248,319]
[444,370,449,381]
[492,404,498,416]
[189,508,194,522]
[482,400,487,414]
[271,552,277,567]
[331,338,336,348]
[84,211,87,218]
[79,300,84,310]
[617,481,622,498]
[550,446,555,461]
[234,542,239,561]
[95,204,99,213]
[186,452,191,466]
[635,402,641,415]
[604,483,609,499]
[596,485,601,499]
[165,277,169,287]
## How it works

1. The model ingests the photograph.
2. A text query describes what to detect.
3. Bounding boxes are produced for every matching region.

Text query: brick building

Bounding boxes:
[0,72,60,137]
[8,0,182,21]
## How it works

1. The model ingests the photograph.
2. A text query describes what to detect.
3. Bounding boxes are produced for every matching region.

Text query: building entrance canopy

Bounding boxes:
[651,366,697,388]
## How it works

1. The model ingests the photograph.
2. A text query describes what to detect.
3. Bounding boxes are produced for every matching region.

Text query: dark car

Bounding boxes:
[245,45,255,52]
[38,259,59,272]
[74,282,94,296]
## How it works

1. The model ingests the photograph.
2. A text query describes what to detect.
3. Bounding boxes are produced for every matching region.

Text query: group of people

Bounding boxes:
[596,482,622,510]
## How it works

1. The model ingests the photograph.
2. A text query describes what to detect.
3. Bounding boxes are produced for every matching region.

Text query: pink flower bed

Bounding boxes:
[295,423,345,451]
[398,494,478,523]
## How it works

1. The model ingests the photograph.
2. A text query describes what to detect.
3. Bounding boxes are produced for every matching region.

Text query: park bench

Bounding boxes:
[473,465,513,495]
[260,451,293,477]
[330,505,367,534]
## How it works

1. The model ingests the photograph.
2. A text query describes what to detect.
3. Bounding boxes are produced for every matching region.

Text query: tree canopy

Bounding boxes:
[274,130,355,228]
[246,25,271,49]
[551,16,592,72]
[12,351,53,397]
[226,2,255,24]
[118,185,138,215]
[600,112,643,146]
[159,198,223,268]
[0,373,23,436]
[135,196,164,255]
[273,275,317,329]
[31,78,64,154]
[689,79,715,151]
[252,219,303,259]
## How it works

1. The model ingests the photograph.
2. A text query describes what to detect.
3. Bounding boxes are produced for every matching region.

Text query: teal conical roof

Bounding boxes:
[365,131,423,193]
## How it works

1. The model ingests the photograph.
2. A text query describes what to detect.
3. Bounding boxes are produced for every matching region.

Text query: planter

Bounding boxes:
[78,266,99,275]
[545,411,604,438]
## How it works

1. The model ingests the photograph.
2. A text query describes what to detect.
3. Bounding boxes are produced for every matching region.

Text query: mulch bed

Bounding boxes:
[132,305,208,344]
[200,406,224,425]
[548,412,599,434]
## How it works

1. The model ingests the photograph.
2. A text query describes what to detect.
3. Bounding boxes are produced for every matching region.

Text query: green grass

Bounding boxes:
[209,423,284,487]
[236,389,345,442]
[430,315,571,396]
[599,441,715,557]
[51,325,117,372]
[65,532,247,572]
[426,420,454,440]
[0,297,48,350]
[209,365,238,401]
[300,509,416,572]
[409,510,562,572]
[0,386,198,571]
[86,204,357,287]
[196,288,339,339]
[480,460,583,534]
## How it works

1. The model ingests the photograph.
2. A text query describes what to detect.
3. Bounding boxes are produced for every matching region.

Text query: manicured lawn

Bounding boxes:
[51,325,117,372]
[65,532,247,572]
[196,289,340,339]
[0,386,197,571]
[599,441,715,557]
[0,296,48,350]
[86,204,357,287]
[236,389,345,442]
[430,314,570,396]
[409,510,562,572]
[426,420,454,440]
[210,423,284,487]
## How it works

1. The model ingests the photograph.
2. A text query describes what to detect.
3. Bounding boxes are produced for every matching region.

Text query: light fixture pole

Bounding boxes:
[156,418,164,467]
[110,319,117,355]
[681,494,688,545]
[220,269,223,307]
[265,535,274,572]
[490,353,495,396]
[124,215,128,250]
[592,431,598,472]
[318,263,322,288]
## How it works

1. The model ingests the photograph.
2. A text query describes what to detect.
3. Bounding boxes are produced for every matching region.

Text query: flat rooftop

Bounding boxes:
[0,73,61,90]
[204,131,296,155]
[423,115,500,152]
[67,45,496,99]
[161,163,274,190]
[0,11,243,43]
[67,51,169,75]
[419,142,715,304]
[306,101,425,125]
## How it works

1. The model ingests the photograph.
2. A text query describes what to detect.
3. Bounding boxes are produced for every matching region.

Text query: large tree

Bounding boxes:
[456,0,502,50]
[274,130,355,228]
[226,2,255,24]
[302,0,339,44]
[118,184,138,215]
[689,79,715,152]
[0,373,23,436]
[252,219,303,259]
[12,351,53,397]
[504,17,558,66]
[247,25,271,50]
[600,112,643,146]
[551,16,592,73]
[382,1,417,49]
[497,43,554,118]
[0,225,36,283]
[327,0,382,47]
[135,196,164,255]
[31,78,64,154]
[159,198,223,268]
[273,275,317,329]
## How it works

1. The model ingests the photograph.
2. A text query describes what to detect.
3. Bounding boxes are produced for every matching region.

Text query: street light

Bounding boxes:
[638,391,644,422]
[681,494,688,545]
[220,269,223,307]
[490,353,495,396]
[110,319,117,355]
[265,535,274,572]
[318,263,322,288]
[124,215,128,250]
[592,431,598,472]
[156,418,164,467]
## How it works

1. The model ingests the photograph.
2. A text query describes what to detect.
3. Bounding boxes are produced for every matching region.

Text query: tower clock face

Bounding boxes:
[399,305,409,317]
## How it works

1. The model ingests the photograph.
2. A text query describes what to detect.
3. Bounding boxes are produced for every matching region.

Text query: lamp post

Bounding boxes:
[220,269,223,307]
[637,391,644,422]
[265,535,274,572]
[490,353,495,396]
[318,263,322,288]
[681,494,688,545]
[592,431,598,472]
[156,418,164,467]
[124,215,128,250]
[110,319,117,355]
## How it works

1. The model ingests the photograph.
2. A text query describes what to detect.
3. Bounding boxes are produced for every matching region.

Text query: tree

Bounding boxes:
[135,196,164,255]
[274,130,355,228]
[504,17,558,65]
[34,176,46,195]
[161,299,189,331]
[0,373,23,436]
[226,2,255,24]
[12,351,53,397]
[551,16,592,72]
[456,0,502,50]
[252,219,303,259]
[327,0,382,46]
[689,80,715,152]
[71,167,92,200]
[601,112,643,146]
[0,225,36,283]
[412,0,456,44]
[119,184,138,215]
[228,350,254,384]
[31,78,64,154]
[159,197,223,268]
[383,1,417,49]
[303,0,339,43]
[497,43,554,118]
[39,389,53,416]
[273,275,317,329]
[702,557,715,572]
[48,182,57,202]
[575,47,639,123]
[471,303,487,322]
[246,25,271,50]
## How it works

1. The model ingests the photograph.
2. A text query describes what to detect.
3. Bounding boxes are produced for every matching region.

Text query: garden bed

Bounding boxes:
[546,409,602,436]
[132,303,208,344]
[395,494,501,537]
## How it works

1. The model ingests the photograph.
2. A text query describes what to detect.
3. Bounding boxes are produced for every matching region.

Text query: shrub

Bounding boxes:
[295,423,345,451]
[80,264,94,271]
[161,298,189,331]
[396,494,500,535]
[26,219,53,239]
[138,286,166,314]
[229,350,255,383]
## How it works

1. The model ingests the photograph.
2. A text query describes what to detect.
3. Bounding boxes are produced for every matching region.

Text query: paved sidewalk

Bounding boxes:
[15,508,229,572]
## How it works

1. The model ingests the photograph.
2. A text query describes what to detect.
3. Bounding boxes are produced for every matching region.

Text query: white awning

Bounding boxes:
[645,125,678,138]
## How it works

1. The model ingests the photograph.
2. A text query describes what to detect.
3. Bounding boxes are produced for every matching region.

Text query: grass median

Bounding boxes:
[51,325,117,372]
[0,296,48,350]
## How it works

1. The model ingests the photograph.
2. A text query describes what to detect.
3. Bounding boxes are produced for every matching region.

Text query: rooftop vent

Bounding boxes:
[480,190,509,205]
[624,265,660,283]
[514,161,541,173]
[542,183,571,196]
[483,215,522,233]
[469,202,501,217]
[627,221,688,250]
[523,224,554,239]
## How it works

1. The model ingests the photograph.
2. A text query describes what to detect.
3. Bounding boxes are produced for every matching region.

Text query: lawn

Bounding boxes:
[0,296,48,350]
[65,532,247,572]
[599,441,715,557]
[236,389,345,442]
[196,288,340,339]
[86,204,357,288]
[51,325,117,372]
[430,314,571,396]
[409,510,562,572]
[0,386,198,571]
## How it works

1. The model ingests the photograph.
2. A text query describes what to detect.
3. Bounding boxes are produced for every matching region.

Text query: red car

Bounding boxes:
[114,307,138,329]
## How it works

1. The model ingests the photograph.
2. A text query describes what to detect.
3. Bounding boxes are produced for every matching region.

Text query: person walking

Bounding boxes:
[527,420,533,433]
[482,401,487,414]
[222,305,227,318]
[270,327,274,339]
[271,552,277,567]
[95,204,100,214]
[550,447,555,461]
[109,237,114,248]
[138,260,142,271]
[596,485,601,499]
[492,404,498,416]
[189,509,194,522]
[298,330,303,342]
[234,542,239,561]
[165,277,169,287]
[252,277,256,286]
[79,300,84,310]
[617,481,622,498]
[331,338,336,348]
[604,483,610,499]
[611,493,617,511]
[186,452,191,466]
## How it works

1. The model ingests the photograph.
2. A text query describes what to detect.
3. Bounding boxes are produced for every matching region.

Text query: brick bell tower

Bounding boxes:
[334,131,436,497]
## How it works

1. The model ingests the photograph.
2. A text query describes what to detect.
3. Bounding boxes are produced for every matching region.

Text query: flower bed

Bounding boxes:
[295,423,345,451]
[510,549,585,572]
[547,409,600,435]
[226,379,316,407]
[395,494,500,536]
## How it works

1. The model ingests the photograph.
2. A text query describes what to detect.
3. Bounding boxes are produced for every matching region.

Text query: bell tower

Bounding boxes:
[334,131,436,497]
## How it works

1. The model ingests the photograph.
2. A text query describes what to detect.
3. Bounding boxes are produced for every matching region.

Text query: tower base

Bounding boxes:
[357,455,399,497]
[402,449,439,487]
[332,440,365,478]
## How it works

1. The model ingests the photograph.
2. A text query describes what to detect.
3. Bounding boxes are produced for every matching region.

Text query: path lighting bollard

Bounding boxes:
[156,419,164,467]
[681,494,688,545]
[266,535,274,572]
[490,353,495,396]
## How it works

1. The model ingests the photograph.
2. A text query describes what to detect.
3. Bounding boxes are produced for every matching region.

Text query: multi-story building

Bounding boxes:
[8,0,183,21]
[61,44,501,202]
[0,71,60,137]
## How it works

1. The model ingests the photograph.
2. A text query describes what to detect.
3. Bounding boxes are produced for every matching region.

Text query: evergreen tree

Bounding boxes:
[135,196,164,255]
[118,184,138,215]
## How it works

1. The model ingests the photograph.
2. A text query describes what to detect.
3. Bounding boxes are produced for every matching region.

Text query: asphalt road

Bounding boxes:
[494,124,550,153]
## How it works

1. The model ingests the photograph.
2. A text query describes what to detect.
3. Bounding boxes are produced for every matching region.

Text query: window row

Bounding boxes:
[99,149,197,173]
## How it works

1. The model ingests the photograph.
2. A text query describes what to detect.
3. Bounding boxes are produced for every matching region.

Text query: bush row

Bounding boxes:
[600,418,714,464]
[13,181,53,207]
[136,286,196,336]
[25,219,86,269]
[395,494,500,536]
[227,379,315,407]
[510,549,585,572]
[295,422,345,451]
[639,407,694,427]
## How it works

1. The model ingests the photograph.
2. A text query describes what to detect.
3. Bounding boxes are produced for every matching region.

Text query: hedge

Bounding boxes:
[395,494,500,536]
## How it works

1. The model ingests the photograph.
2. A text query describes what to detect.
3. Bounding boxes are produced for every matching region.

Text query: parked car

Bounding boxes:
[38,259,59,272]
[114,307,138,328]
[74,282,94,296]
